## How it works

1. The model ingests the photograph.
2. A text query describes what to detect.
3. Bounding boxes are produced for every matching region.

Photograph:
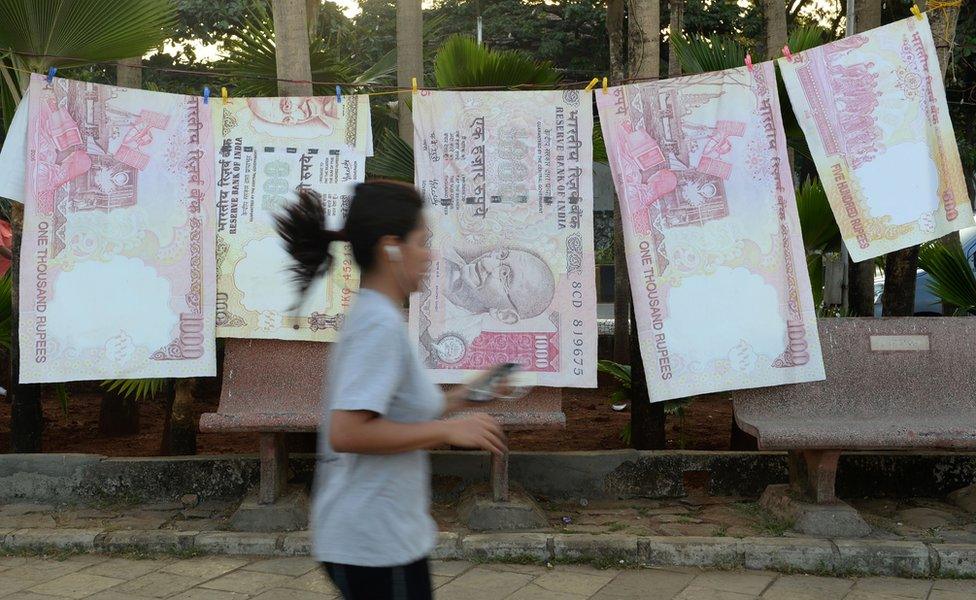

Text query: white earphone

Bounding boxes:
[385,245,402,262]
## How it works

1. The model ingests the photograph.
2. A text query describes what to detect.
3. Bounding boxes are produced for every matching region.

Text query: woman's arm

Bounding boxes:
[331,409,506,455]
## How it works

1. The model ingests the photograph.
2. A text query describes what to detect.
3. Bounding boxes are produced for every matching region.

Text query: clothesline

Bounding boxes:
[0,3,958,95]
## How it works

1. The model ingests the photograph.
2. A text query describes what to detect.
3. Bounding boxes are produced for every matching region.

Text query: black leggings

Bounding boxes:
[322,558,432,600]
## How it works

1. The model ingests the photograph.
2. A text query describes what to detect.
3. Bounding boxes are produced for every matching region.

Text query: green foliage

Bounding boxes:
[101,378,168,402]
[0,0,176,131]
[218,3,395,97]
[365,129,414,182]
[434,35,560,89]
[795,177,839,308]
[918,241,976,315]
[670,33,749,74]
[0,0,177,70]
[597,359,631,390]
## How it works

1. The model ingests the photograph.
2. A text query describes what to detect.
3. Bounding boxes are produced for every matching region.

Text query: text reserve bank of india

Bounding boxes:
[410,90,598,388]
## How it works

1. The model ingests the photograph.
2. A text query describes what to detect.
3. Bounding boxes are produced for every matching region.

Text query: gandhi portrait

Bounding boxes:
[443,246,556,325]
[245,97,340,138]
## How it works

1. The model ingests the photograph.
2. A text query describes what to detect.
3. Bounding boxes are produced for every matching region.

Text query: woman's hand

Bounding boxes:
[440,413,507,456]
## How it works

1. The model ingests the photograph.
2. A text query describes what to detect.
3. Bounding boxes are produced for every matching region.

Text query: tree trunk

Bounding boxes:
[608,0,630,364]
[160,380,197,456]
[763,0,788,60]
[306,0,320,37]
[8,202,42,452]
[883,1,959,316]
[668,0,684,78]
[607,0,626,83]
[841,0,881,317]
[98,390,140,437]
[848,258,876,315]
[629,0,661,81]
[116,57,142,89]
[396,0,423,145]
[272,0,314,97]
[882,246,920,315]
[629,306,665,449]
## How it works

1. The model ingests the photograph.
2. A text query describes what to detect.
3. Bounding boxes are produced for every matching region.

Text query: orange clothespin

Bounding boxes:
[221,87,229,105]
[411,77,418,93]
[911,4,923,20]
[744,53,754,71]
[602,76,608,95]
[584,77,599,92]
[782,45,794,62]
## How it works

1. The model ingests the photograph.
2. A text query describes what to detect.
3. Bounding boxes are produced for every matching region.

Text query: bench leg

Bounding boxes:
[259,433,287,505]
[788,449,841,504]
[490,451,509,502]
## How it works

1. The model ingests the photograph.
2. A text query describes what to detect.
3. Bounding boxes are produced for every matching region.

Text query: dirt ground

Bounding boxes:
[0,374,734,456]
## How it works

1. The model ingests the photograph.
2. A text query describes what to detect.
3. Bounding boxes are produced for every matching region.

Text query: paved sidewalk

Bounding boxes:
[0,554,974,599]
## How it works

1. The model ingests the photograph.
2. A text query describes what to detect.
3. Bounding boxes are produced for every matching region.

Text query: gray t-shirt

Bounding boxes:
[311,288,446,567]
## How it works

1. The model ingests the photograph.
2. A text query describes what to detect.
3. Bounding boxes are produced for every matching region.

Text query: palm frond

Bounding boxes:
[593,124,608,164]
[795,178,839,253]
[918,242,976,313]
[0,0,177,70]
[670,33,749,74]
[597,359,632,388]
[787,26,828,53]
[433,35,561,89]
[365,129,415,182]
[101,378,168,402]
[220,3,358,97]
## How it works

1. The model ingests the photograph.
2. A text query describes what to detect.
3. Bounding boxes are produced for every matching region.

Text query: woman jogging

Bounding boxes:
[275,181,507,600]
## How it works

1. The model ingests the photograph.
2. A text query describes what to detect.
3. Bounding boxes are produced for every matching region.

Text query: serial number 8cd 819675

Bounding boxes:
[570,281,585,376]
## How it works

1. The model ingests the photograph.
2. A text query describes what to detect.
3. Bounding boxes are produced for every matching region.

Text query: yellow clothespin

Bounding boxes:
[602,76,608,95]
[412,77,418,93]
[910,4,923,20]
[584,77,599,92]
[221,87,229,105]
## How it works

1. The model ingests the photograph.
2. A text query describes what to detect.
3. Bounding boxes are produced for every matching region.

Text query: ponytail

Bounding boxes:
[274,188,346,305]
[275,180,424,306]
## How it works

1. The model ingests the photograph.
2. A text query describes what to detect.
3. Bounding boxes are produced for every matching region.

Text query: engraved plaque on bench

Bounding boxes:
[869,334,930,352]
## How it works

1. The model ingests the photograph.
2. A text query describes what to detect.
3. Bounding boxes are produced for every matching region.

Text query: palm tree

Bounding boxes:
[220,3,396,98]
[0,0,177,452]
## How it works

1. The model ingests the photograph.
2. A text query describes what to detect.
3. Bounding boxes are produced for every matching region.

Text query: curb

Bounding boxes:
[2,529,974,578]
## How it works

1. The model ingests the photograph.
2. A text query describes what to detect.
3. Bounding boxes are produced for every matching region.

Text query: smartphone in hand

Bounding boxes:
[466,362,521,402]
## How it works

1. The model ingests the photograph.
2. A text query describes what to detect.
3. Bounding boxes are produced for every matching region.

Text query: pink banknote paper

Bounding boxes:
[410,90,598,388]
[19,74,216,383]
[779,15,972,261]
[597,64,825,403]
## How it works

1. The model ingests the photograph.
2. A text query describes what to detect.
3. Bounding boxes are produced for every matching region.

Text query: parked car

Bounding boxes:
[873,226,976,316]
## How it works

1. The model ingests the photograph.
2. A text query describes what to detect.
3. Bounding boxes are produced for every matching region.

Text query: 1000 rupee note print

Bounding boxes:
[779,15,973,262]
[410,90,598,388]
[217,95,373,156]
[214,142,364,341]
[597,64,825,403]
[20,74,217,383]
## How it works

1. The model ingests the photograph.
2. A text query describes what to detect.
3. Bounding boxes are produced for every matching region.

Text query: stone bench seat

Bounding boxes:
[732,317,976,537]
[737,416,976,450]
[200,337,565,531]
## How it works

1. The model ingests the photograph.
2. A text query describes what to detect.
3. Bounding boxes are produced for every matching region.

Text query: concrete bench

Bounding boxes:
[733,317,976,536]
[199,338,328,530]
[200,338,565,531]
